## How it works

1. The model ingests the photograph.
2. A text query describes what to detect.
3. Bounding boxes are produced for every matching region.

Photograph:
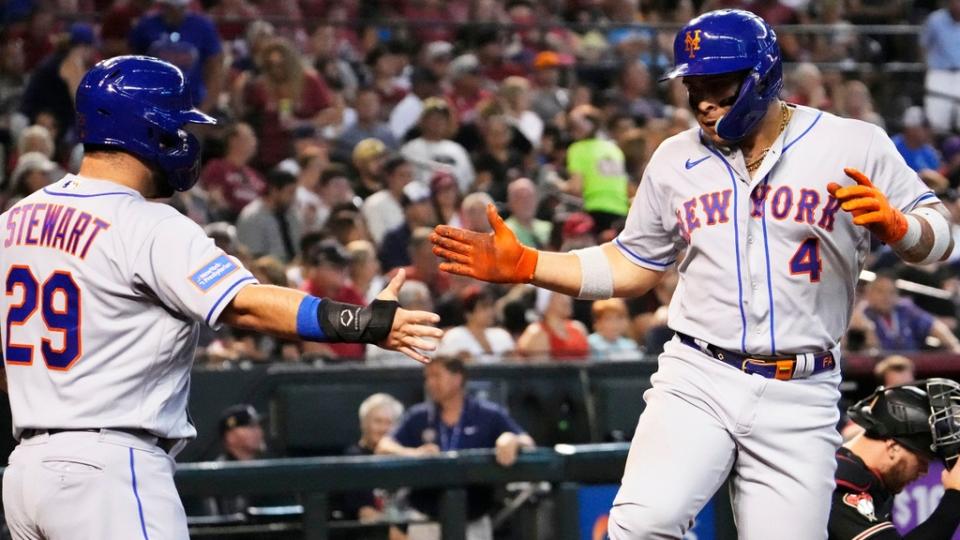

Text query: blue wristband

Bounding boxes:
[296,295,326,341]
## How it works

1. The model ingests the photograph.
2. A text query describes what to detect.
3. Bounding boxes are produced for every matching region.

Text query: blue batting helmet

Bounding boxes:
[76,56,216,192]
[661,9,783,142]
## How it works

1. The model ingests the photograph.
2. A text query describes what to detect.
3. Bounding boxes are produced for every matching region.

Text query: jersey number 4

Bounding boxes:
[789,238,822,282]
[5,267,82,370]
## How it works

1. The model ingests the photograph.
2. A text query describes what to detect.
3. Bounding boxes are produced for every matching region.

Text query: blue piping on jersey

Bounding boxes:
[782,110,823,154]
[613,237,675,268]
[129,448,151,540]
[905,191,938,212]
[204,276,257,326]
[758,175,777,354]
[703,145,749,353]
[42,188,138,198]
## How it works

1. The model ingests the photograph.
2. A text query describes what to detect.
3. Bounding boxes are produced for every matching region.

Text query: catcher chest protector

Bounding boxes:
[660,9,783,142]
[75,55,216,192]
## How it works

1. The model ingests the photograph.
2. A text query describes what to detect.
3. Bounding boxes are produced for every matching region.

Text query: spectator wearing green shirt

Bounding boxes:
[564,105,630,233]
[505,178,552,248]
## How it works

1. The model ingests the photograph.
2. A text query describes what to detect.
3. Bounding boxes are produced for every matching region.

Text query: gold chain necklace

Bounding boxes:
[745,102,792,173]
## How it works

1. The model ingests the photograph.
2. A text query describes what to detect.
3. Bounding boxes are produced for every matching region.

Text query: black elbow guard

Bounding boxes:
[317,299,399,343]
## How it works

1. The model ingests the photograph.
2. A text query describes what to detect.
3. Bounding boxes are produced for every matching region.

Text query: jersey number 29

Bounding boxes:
[5,267,82,370]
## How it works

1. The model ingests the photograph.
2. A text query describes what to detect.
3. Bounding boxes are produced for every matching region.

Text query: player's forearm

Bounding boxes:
[893,204,955,265]
[532,243,662,299]
[531,251,584,297]
[929,319,960,352]
[221,284,304,340]
[375,436,415,457]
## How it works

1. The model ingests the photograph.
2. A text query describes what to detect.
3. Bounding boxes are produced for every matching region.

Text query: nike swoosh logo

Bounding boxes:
[684,156,711,169]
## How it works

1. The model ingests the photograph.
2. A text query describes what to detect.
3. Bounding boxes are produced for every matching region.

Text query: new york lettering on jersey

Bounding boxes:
[615,105,934,355]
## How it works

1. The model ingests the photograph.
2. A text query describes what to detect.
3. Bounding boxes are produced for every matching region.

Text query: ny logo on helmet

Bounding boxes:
[684,30,702,59]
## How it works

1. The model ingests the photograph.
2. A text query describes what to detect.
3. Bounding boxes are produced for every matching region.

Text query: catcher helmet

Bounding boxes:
[849,378,960,467]
[76,56,216,192]
[661,9,783,142]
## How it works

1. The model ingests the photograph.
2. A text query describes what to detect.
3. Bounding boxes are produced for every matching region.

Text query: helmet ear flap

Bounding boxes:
[716,71,761,142]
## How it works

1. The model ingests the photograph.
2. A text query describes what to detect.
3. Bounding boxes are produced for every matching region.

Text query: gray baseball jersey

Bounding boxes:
[607,105,938,539]
[0,174,258,440]
[615,105,934,355]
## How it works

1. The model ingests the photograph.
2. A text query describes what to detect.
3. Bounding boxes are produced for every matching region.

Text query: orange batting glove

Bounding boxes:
[430,203,539,283]
[827,168,908,245]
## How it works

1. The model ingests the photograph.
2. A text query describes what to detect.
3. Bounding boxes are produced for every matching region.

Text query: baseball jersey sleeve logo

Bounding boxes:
[684,30,702,58]
[842,492,877,522]
[189,255,239,292]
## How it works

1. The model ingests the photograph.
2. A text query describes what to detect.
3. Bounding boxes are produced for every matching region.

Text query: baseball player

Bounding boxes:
[431,9,955,539]
[829,379,960,539]
[0,56,441,540]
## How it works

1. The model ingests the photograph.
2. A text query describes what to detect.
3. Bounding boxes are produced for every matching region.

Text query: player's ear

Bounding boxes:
[886,439,900,460]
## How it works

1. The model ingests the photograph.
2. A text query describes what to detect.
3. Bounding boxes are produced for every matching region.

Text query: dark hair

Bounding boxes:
[299,230,329,258]
[462,285,495,313]
[320,163,349,187]
[383,155,409,176]
[265,168,297,190]
[355,85,380,100]
[431,355,466,379]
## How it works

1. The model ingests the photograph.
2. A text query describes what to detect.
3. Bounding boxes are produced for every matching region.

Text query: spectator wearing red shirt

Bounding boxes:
[240,37,333,171]
[207,0,260,41]
[200,122,265,221]
[475,30,525,83]
[302,240,368,360]
[446,54,493,124]
[14,10,57,72]
[100,0,150,58]
[402,0,456,43]
[516,290,589,361]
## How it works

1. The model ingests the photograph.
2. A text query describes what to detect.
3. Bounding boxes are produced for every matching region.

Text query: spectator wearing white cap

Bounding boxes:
[892,106,949,192]
[400,98,475,192]
[423,41,454,82]
[445,53,493,124]
[3,151,56,211]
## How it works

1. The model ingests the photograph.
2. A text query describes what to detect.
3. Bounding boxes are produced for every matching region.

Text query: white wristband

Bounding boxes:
[914,206,952,264]
[573,246,614,300]
[892,214,922,252]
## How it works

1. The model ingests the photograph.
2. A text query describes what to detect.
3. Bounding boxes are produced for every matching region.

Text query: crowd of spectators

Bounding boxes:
[2,0,960,365]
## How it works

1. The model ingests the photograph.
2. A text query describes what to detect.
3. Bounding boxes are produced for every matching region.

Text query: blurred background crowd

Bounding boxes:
[2,0,960,369]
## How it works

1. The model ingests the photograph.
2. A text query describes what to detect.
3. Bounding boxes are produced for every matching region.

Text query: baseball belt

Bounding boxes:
[677,332,836,381]
[20,428,183,454]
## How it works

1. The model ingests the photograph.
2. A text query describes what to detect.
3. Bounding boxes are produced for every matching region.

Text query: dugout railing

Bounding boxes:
[173,442,737,540]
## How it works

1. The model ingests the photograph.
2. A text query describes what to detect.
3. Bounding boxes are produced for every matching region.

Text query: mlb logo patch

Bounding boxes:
[190,255,239,292]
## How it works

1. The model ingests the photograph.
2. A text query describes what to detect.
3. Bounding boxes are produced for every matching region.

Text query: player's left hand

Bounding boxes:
[375,269,443,364]
[827,168,908,245]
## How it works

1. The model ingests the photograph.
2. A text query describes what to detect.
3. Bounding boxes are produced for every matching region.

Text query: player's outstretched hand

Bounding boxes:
[827,168,908,244]
[430,203,539,283]
[376,269,443,364]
